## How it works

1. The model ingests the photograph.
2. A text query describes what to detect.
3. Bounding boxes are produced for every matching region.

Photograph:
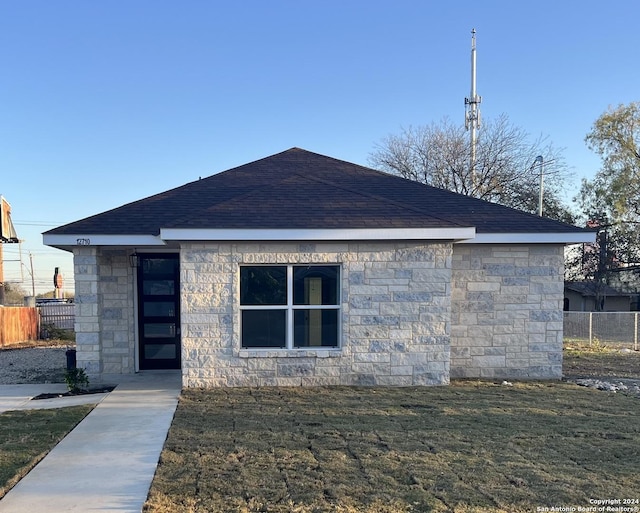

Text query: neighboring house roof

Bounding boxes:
[564,281,632,298]
[1,196,19,243]
[43,148,595,247]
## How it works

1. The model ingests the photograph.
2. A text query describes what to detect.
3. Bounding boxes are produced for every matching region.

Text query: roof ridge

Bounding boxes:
[287,149,583,230]
[297,172,471,228]
[162,170,299,230]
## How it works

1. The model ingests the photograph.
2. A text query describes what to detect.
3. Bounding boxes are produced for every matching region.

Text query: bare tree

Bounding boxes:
[369,114,574,222]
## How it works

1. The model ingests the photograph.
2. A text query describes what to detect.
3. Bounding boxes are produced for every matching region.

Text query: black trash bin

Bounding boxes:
[65,349,77,370]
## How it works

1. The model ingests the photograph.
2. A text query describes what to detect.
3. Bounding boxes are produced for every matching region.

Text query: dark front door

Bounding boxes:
[137,254,181,370]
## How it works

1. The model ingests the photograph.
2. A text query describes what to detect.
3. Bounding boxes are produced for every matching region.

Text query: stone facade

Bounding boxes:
[181,242,452,387]
[450,244,565,379]
[72,242,566,386]
[73,247,136,379]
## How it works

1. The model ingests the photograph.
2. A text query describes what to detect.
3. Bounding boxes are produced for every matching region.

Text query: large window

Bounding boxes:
[240,265,340,349]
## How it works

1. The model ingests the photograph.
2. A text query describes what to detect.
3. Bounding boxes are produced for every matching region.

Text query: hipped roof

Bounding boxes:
[44,148,593,245]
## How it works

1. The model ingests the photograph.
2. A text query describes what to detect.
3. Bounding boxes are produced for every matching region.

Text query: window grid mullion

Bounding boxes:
[291,305,340,309]
[239,264,340,350]
[287,266,294,349]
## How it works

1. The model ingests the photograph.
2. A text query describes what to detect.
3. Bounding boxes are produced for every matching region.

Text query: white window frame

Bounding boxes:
[239,264,341,350]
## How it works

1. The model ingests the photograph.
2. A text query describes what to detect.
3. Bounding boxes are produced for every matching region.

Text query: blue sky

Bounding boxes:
[0,1,638,294]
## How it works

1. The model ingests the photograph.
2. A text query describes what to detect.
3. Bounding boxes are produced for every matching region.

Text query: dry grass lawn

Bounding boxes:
[0,406,93,499]
[1,343,637,511]
[145,382,640,513]
[564,340,640,379]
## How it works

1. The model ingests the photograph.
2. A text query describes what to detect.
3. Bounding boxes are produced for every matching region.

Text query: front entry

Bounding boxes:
[137,254,181,370]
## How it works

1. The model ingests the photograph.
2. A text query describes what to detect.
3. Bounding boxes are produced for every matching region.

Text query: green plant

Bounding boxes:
[587,337,610,352]
[565,337,612,354]
[40,323,75,342]
[64,368,89,393]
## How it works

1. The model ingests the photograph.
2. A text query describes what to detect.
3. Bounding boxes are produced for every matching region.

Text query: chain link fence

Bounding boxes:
[564,312,639,350]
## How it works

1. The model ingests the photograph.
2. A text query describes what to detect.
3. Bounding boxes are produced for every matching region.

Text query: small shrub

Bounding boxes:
[564,337,611,354]
[40,323,75,342]
[64,368,89,393]
[588,337,610,352]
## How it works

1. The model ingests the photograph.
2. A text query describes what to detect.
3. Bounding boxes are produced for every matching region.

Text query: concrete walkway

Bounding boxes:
[0,383,111,413]
[0,372,181,513]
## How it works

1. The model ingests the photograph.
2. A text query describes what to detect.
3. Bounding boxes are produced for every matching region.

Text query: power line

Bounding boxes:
[13,222,62,227]
[13,219,69,224]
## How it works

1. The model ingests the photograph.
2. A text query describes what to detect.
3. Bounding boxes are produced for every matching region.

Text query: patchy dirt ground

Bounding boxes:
[563,346,640,379]
[563,345,640,397]
[145,384,640,513]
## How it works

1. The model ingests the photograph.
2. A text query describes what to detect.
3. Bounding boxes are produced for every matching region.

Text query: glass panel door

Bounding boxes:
[137,254,181,370]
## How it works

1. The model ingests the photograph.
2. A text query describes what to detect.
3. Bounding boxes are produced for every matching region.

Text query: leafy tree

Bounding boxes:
[584,102,640,218]
[568,101,640,284]
[369,114,574,222]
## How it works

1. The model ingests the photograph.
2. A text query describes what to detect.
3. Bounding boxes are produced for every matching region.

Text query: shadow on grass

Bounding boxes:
[145,383,640,513]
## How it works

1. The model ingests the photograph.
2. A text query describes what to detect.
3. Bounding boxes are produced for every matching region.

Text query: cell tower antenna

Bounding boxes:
[464,28,482,190]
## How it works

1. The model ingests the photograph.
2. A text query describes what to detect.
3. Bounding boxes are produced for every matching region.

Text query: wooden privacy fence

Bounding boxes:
[0,307,39,347]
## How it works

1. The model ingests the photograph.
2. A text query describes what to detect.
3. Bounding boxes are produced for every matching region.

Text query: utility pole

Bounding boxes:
[464,28,482,191]
[594,229,608,311]
[535,156,544,216]
[29,253,35,298]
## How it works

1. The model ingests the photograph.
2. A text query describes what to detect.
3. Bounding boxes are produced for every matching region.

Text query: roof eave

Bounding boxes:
[456,232,596,245]
[42,234,166,251]
[43,228,594,249]
[160,227,476,241]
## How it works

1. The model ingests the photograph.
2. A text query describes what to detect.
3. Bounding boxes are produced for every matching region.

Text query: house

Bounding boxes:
[564,281,633,311]
[43,148,594,387]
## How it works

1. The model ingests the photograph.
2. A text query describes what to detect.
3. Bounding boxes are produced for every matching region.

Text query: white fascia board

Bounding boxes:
[160,227,477,241]
[42,234,166,248]
[456,232,596,245]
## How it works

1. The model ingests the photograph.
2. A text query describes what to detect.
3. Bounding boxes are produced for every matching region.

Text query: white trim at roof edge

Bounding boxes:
[159,227,477,241]
[43,228,594,247]
[42,234,166,248]
[455,232,596,245]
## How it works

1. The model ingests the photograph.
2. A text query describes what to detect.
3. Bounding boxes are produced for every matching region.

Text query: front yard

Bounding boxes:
[145,380,640,513]
[1,343,638,512]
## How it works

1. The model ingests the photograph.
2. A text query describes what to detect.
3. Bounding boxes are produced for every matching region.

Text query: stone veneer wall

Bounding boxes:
[73,247,135,379]
[181,242,452,387]
[72,242,565,385]
[450,244,565,379]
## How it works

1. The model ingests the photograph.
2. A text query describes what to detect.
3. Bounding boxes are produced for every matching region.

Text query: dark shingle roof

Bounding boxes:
[45,147,589,236]
[565,281,632,297]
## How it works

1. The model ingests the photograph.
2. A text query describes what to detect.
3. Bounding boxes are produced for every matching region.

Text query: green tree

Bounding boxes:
[369,114,575,223]
[569,101,640,283]
[583,102,640,220]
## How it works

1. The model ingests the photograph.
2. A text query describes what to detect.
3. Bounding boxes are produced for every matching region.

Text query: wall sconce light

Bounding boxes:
[129,252,140,268]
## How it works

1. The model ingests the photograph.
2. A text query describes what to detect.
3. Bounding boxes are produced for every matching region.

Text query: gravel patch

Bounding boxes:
[0,346,68,384]
[568,377,640,397]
